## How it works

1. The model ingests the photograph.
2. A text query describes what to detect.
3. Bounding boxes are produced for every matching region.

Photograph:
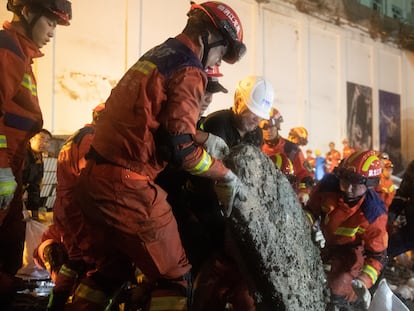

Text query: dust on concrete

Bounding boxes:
[224,144,327,310]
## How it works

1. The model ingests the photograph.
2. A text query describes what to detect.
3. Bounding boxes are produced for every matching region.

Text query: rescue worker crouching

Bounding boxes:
[305,150,388,311]
[68,2,247,311]
[260,108,314,205]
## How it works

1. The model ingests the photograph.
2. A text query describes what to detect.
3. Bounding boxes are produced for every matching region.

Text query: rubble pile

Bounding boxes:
[224,144,326,310]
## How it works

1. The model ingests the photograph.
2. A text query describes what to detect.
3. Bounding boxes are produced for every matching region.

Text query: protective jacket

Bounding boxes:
[91,34,228,181]
[0,21,43,299]
[53,124,95,258]
[0,22,43,171]
[374,175,395,210]
[306,174,388,290]
[262,137,313,189]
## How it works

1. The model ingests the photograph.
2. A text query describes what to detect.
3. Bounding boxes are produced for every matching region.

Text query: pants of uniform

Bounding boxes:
[67,161,191,311]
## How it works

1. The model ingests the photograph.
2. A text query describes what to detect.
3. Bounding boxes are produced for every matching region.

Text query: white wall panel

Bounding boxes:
[1,0,414,164]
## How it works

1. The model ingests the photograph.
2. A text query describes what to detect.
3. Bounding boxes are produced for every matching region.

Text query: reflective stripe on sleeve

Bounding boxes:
[149,296,187,311]
[74,283,108,307]
[188,149,212,175]
[362,264,378,284]
[0,135,7,148]
[334,226,365,237]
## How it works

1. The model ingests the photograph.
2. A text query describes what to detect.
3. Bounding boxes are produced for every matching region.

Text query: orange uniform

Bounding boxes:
[262,137,314,191]
[325,148,341,173]
[375,175,396,210]
[307,174,388,301]
[0,21,43,298]
[70,34,229,310]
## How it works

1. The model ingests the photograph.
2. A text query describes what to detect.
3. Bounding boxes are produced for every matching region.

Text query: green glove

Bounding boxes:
[214,170,246,217]
[352,279,371,310]
[0,167,17,209]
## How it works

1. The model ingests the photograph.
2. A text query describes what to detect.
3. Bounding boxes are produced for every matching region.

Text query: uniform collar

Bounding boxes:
[3,21,44,59]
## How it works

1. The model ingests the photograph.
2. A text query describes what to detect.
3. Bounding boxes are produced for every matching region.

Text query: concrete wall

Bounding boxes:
[1,0,413,167]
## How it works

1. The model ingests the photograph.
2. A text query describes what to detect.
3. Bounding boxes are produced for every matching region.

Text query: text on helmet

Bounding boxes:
[217,4,241,35]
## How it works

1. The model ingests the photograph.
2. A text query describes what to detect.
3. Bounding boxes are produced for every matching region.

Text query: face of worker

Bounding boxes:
[30,132,51,153]
[382,167,393,179]
[237,107,262,133]
[200,92,213,116]
[25,9,57,48]
[339,178,367,201]
[260,120,280,142]
[201,32,228,68]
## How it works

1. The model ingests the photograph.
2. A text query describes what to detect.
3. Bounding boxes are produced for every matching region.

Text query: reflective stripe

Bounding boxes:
[21,73,37,96]
[0,135,7,148]
[362,155,378,173]
[188,150,212,175]
[0,181,16,195]
[334,226,365,237]
[305,211,314,225]
[132,60,156,75]
[75,283,108,306]
[299,182,306,189]
[149,296,187,311]
[362,264,378,284]
[59,264,78,279]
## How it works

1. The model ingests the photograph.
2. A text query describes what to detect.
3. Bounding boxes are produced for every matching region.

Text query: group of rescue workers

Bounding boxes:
[1,1,414,311]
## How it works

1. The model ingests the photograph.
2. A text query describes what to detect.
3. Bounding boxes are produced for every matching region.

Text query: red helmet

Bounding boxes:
[335,150,381,186]
[271,153,294,176]
[8,0,72,25]
[288,127,308,146]
[189,1,246,64]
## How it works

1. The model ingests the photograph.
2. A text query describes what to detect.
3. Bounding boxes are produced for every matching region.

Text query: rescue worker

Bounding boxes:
[325,141,341,173]
[261,108,314,204]
[155,65,228,277]
[305,149,316,179]
[305,150,388,310]
[271,152,297,191]
[374,158,396,210]
[0,1,71,308]
[287,126,308,146]
[193,75,274,311]
[387,160,414,259]
[69,2,246,311]
[342,138,355,159]
[46,103,104,310]
[22,128,52,220]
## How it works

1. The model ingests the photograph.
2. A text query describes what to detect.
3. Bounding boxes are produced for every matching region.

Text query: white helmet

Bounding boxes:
[235,76,274,119]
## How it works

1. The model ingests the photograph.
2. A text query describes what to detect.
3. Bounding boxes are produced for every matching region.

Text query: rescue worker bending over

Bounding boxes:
[305,150,388,311]
[261,108,314,205]
[44,103,105,311]
[0,0,71,308]
[69,2,246,311]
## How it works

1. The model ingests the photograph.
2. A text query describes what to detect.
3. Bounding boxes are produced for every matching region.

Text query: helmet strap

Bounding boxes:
[200,31,226,69]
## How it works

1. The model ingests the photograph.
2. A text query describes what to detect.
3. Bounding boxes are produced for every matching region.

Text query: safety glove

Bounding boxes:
[204,133,230,160]
[311,219,326,249]
[0,167,17,209]
[351,279,371,310]
[214,170,246,217]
